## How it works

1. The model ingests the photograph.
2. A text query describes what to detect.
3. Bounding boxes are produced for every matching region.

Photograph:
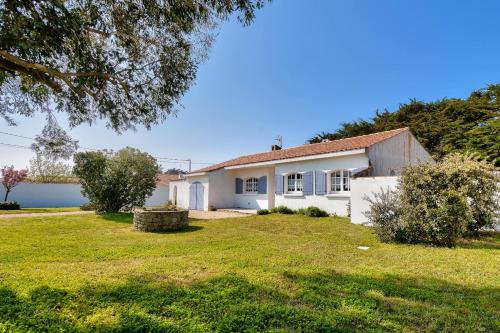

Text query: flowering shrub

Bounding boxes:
[365,153,499,247]
[400,154,499,236]
[1,166,28,202]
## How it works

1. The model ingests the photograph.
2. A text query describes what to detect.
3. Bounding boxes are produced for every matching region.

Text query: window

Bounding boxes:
[245,177,258,193]
[286,173,303,193]
[330,170,351,193]
[331,170,342,192]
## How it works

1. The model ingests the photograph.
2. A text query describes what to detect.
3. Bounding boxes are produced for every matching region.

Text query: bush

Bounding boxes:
[271,205,294,214]
[366,153,499,247]
[0,201,20,210]
[257,209,269,215]
[304,206,329,217]
[73,147,159,213]
[294,208,307,215]
[79,203,96,211]
[400,154,499,238]
[403,190,469,247]
[364,188,405,243]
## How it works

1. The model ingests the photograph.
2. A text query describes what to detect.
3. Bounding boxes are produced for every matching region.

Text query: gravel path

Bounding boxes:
[188,210,254,220]
[0,211,94,219]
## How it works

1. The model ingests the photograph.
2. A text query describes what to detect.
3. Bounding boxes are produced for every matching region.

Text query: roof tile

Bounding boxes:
[192,127,408,173]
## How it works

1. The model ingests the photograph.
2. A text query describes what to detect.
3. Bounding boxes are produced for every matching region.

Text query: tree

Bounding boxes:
[29,153,74,183]
[0,0,267,131]
[1,165,28,201]
[31,112,79,160]
[73,147,159,213]
[164,168,187,175]
[308,84,500,166]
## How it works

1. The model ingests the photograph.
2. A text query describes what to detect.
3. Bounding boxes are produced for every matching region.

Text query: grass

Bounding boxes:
[0,207,80,215]
[0,213,498,332]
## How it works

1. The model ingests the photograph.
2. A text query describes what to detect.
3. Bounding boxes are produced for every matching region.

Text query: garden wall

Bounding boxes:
[350,176,398,225]
[0,182,169,208]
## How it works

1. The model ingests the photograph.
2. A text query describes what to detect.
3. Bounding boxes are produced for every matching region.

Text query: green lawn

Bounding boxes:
[0,213,498,332]
[0,207,81,215]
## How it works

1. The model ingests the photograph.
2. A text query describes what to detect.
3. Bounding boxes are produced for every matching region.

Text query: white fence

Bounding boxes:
[0,182,169,208]
[350,176,398,224]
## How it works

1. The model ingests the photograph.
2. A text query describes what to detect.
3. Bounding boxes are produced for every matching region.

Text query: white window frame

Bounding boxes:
[244,177,259,194]
[286,173,303,194]
[328,170,352,193]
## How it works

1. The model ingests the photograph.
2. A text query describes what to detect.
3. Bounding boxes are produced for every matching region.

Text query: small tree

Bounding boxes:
[1,166,28,201]
[73,147,159,213]
[29,153,74,183]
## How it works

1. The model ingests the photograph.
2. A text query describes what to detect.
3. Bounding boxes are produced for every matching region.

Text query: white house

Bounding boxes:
[169,128,433,217]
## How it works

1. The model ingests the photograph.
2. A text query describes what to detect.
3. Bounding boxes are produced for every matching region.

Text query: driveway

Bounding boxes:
[189,210,255,220]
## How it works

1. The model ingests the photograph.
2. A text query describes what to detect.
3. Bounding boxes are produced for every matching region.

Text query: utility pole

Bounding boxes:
[187,158,192,173]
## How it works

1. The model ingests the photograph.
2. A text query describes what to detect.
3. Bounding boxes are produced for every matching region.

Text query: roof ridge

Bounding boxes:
[190,127,410,173]
[278,127,409,151]
[224,127,409,158]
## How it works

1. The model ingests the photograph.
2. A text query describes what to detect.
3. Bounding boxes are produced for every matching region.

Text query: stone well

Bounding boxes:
[133,209,189,232]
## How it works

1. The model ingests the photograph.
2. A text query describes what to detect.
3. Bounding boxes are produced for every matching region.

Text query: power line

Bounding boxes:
[0,130,99,151]
[0,131,33,140]
[0,130,214,168]
[0,142,31,149]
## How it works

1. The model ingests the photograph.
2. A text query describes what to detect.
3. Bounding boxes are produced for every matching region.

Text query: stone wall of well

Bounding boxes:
[133,209,188,232]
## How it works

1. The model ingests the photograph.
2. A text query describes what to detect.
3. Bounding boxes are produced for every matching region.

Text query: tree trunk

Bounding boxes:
[4,189,10,202]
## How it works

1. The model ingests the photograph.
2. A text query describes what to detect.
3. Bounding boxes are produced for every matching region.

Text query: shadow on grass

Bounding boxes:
[137,225,204,234]
[457,231,500,250]
[1,271,497,332]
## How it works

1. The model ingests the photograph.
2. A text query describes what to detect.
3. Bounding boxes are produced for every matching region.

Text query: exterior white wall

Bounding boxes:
[0,183,88,208]
[350,176,399,224]
[171,175,209,210]
[368,131,434,176]
[145,185,170,206]
[169,180,190,209]
[203,167,274,210]
[0,182,170,208]
[274,153,370,216]
[230,167,274,210]
[208,169,234,208]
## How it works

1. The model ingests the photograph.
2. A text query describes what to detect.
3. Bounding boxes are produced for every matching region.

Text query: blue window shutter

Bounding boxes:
[303,171,313,195]
[315,171,327,195]
[275,175,283,194]
[258,176,267,194]
[235,178,243,194]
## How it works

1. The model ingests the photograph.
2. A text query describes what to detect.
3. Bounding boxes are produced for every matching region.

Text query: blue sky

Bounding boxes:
[1,0,500,170]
